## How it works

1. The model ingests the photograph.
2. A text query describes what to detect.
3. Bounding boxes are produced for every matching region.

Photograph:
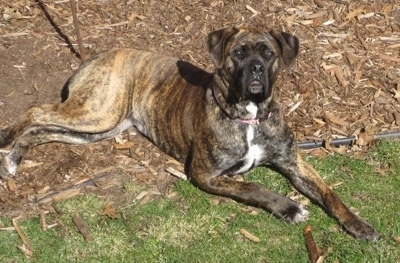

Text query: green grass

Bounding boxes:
[1,139,399,262]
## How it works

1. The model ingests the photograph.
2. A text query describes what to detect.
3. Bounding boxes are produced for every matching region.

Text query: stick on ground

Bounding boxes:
[304,224,320,263]
[69,0,85,60]
[12,216,32,254]
[72,214,93,242]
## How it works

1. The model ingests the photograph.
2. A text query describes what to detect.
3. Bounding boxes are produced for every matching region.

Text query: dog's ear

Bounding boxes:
[270,30,299,70]
[207,27,238,68]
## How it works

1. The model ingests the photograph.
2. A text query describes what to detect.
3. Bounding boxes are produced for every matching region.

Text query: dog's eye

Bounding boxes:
[233,48,244,58]
[264,50,275,58]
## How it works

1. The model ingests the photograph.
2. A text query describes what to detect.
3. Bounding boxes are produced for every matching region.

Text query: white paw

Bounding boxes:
[292,204,309,224]
[0,156,18,177]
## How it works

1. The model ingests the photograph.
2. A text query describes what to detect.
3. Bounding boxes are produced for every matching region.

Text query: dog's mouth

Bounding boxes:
[247,80,264,94]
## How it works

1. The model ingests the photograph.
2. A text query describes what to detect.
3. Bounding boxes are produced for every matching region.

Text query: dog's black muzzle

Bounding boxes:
[242,58,269,102]
[247,59,265,95]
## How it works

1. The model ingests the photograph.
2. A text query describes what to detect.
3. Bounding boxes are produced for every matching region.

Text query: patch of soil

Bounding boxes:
[0,0,399,217]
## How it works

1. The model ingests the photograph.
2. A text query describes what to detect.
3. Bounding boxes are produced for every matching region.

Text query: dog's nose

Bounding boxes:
[250,63,264,74]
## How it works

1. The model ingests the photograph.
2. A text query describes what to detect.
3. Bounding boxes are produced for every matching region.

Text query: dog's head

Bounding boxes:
[207,26,299,105]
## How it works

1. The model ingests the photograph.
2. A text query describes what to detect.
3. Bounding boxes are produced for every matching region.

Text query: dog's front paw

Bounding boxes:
[281,204,309,224]
[343,217,380,241]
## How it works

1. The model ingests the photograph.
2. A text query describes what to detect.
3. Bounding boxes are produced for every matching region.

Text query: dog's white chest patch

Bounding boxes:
[235,126,264,174]
[245,102,258,119]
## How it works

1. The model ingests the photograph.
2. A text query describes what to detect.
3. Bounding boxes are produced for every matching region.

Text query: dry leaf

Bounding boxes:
[356,129,375,146]
[136,172,155,183]
[6,179,17,192]
[393,236,400,243]
[102,203,119,219]
[325,140,348,155]
[345,6,369,20]
[325,113,349,126]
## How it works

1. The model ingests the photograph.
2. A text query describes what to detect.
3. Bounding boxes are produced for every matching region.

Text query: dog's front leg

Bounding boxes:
[188,168,309,224]
[275,152,380,241]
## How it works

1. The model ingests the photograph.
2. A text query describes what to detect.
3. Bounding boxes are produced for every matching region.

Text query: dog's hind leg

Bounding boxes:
[0,105,134,177]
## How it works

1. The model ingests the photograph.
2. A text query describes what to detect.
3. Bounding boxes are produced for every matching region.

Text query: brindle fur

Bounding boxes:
[0,27,379,241]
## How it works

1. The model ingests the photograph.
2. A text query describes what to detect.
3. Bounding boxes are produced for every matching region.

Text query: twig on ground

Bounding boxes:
[0,227,16,231]
[304,225,320,263]
[12,216,33,255]
[245,5,260,16]
[69,0,85,60]
[72,214,93,242]
[239,228,260,243]
[166,166,187,180]
[39,210,47,231]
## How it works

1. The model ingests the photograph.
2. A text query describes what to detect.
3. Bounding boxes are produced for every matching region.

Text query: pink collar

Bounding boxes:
[236,118,260,126]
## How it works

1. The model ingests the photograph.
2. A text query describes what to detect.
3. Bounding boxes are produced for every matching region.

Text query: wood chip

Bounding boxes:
[72,214,93,242]
[245,5,260,16]
[393,112,400,126]
[381,3,394,13]
[312,16,324,27]
[166,166,187,180]
[239,228,260,243]
[113,141,135,149]
[379,53,400,63]
[332,67,348,87]
[39,210,47,231]
[0,31,31,37]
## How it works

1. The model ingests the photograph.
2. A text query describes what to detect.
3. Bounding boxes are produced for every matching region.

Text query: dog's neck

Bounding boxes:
[211,85,271,126]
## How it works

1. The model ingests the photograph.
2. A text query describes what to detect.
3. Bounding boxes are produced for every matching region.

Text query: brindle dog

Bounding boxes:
[0,26,379,241]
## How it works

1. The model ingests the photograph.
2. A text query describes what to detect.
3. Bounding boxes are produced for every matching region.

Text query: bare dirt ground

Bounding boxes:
[0,0,399,217]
